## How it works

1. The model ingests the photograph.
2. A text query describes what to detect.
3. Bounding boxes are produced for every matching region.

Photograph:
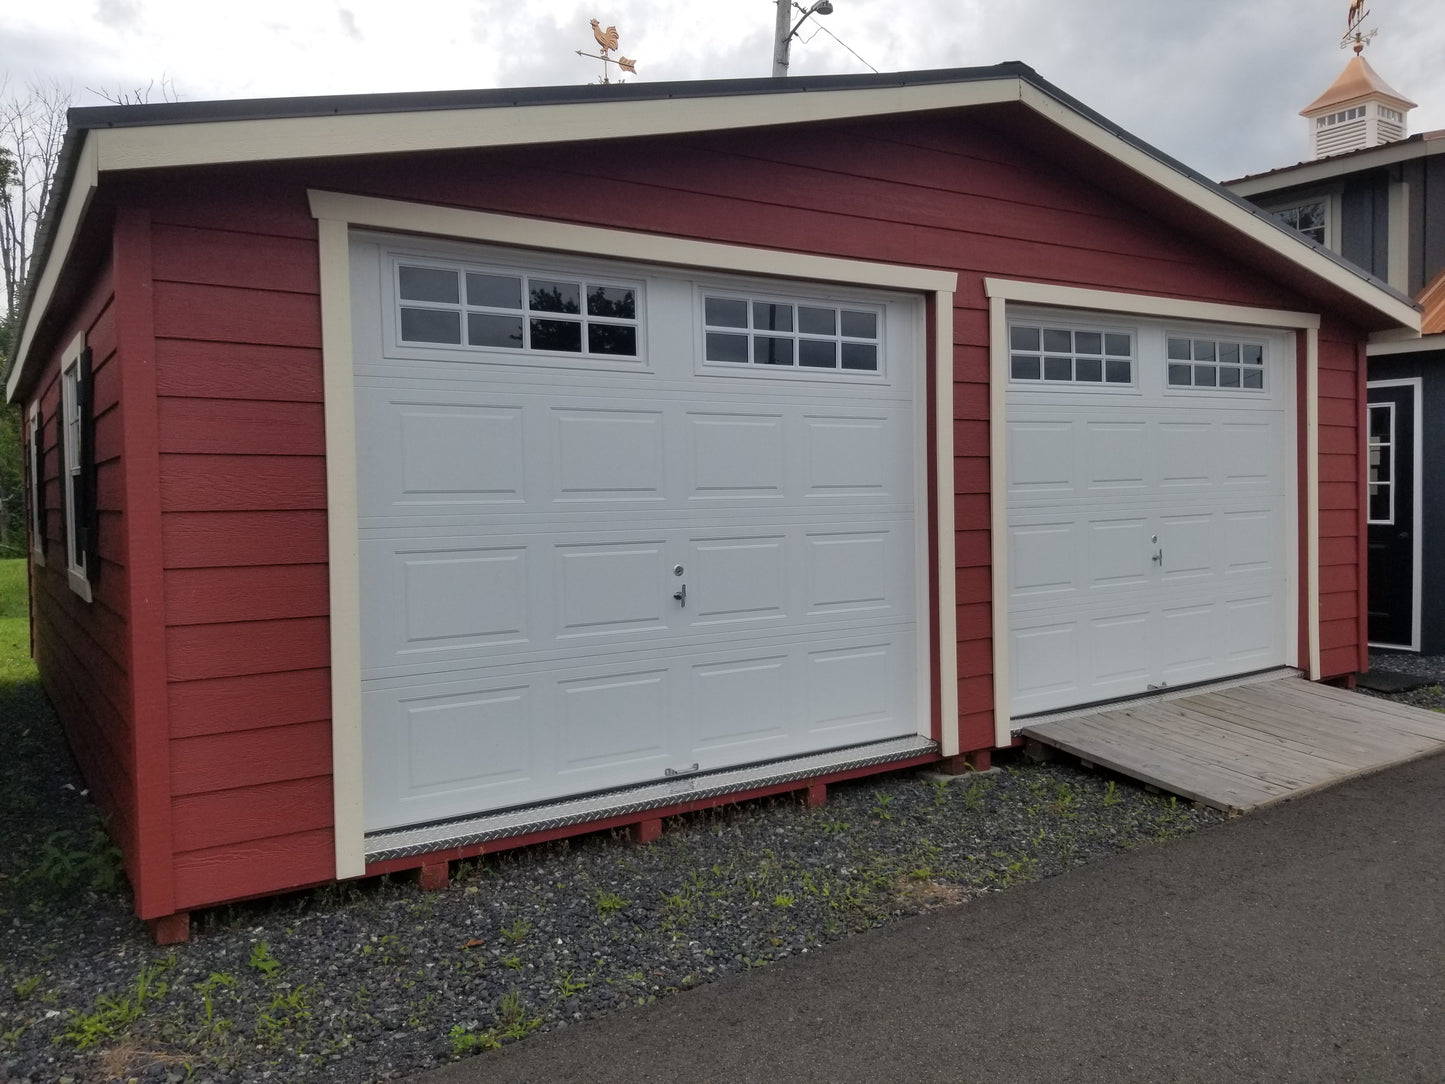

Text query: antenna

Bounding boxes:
[1341,1,1377,53]
[577,18,639,84]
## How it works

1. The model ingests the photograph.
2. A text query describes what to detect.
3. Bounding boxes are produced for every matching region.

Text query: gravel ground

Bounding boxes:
[2,657,1433,1084]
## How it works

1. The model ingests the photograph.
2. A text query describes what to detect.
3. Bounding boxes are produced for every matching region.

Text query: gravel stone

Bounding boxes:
[11,655,1423,1083]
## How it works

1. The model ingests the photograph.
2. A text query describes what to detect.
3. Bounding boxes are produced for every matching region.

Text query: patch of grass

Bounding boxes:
[0,558,36,686]
[60,957,174,1050]
[594,890,627,916]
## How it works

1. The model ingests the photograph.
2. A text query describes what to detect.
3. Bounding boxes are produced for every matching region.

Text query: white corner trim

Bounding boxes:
[1013,83,1419,334]
[1306,327,1321,681]
[27,400,45,566]
[934,293,960,758]
[308,191,959,294]
[987,294,1011,748]
[984,278,1322,330]
[98,82,1020,174]
[6,137,99,404]
[314,215,367,881]
[1387,180,1410,292]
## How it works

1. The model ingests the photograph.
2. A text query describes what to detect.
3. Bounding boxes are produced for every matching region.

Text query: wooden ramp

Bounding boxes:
[1018,670,1445,814]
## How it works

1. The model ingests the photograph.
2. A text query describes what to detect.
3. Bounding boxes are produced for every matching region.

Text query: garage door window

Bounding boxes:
[1166,336,1265,390]
[396,260,640,359]
[703,293,882,374]
[1009,324,1133,385]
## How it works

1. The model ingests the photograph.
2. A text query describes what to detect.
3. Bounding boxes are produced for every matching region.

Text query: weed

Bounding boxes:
[1102,780,1121,806]
[255,985,313,1046]
[502,954,523,972]
[248,941,281,980]
[773,892,795,907]
[500,918,532,943]
[554,970,588,997]
[929,778,950,805]
[962,784,984,812]
[12,975,41,999]
[872,791,893,819]
[594,890,627,916]
[449,1022,501,1055]
[60,957,173,1050]
[24,828,123,895]
[1054,783,1076,814]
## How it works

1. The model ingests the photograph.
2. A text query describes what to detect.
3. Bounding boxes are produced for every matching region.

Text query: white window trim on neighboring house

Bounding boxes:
[61,333,92,603]
[1259,189,1342,253]
[27,401,45,566]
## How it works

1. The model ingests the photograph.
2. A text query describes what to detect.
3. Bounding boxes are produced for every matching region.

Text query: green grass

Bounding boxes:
[0,558,36,685]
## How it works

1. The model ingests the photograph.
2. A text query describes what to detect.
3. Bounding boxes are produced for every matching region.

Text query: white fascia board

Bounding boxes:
[1227,139,1440,197]
[1014,84,1420,334]
[96,80,1021,173]
[1367,331,1445,356]
[308,190,960,293]
[5,136,99,403]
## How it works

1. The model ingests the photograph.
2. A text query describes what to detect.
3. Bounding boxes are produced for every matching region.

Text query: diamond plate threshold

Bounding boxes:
[365,734,939,863]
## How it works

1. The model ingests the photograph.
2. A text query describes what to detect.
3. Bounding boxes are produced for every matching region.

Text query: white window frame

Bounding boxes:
[695,285,888,384]
[1005,318,1137,392]
[383,249,648,372]
[1366,401,1396,526]
[27,400,45,566]
[1163,332,1270,395]
[1259,188,1341,252]
[60,333,91,603]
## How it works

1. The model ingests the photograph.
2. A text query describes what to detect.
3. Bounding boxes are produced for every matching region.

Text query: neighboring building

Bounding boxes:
[4,65,1416,941]
[1227,45,1445,653]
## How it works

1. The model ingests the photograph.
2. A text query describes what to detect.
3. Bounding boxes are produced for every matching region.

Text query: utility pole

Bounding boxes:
[772,0,833,77]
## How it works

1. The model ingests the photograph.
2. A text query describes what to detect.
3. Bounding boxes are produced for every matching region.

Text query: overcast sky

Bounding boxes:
[2,0,1443,181]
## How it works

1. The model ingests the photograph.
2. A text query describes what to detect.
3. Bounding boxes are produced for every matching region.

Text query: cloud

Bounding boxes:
[95,0,141,32]
[338,6,363,42]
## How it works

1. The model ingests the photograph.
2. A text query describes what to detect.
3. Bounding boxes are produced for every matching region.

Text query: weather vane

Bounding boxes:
[1341,0,1377,53]
[577,18,638,83]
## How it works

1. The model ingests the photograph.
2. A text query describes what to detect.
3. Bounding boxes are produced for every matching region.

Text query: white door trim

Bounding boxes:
[1366,376,1423,651]
[985,277,1316,747]
[313,191,958,878]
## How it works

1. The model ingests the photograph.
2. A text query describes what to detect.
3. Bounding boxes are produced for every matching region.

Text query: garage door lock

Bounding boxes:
[673,583,687,607]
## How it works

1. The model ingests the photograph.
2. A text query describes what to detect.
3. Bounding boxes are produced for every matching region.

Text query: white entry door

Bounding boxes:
[1005,311,1294,718]
[349,235,925,832]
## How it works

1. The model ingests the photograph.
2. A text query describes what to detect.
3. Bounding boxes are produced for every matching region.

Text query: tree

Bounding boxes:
[0,307,22,556]
[0,78,71,327]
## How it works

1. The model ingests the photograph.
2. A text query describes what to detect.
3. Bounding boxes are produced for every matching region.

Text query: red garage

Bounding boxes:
[4,64,1418,941]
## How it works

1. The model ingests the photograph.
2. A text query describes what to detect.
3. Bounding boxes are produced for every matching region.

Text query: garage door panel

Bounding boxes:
[1090,612,1152,684]
[690,654,792,755]
[1156,422,1214,488]
[1223,510,1277,572]
[556,539,671,639]
[553,408,666,502]
[688,534,787,627]
[803,412,894,498]
[806,529,900,615]
[556,668,673,780]
[1088,516,1151,588]
[1085,422,1148,491]
[1221,422,1276,485]
[686,411,787,500]
[806,642,900,740]
[1009,421,1076,495]
[363,682,544,832]
[1158,513,1216,582]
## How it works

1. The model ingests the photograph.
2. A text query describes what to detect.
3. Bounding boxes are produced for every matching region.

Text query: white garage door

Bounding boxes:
[349,235,925,832]
[1005,310,1294,718]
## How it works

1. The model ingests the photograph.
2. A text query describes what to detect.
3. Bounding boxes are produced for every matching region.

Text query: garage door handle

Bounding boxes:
[1152,548,1163,565]
[673,583,687,607]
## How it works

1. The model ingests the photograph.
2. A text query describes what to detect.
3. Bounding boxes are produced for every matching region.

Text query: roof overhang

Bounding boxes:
[1226,130,1444,196]
[5,64,1422,401]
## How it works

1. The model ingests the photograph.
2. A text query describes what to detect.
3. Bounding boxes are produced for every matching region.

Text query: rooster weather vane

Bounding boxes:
[578,18,638,83]
[1342,0,1376,52]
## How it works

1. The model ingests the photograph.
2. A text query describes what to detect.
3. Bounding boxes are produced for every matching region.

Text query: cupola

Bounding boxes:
[1301,51,1416,159]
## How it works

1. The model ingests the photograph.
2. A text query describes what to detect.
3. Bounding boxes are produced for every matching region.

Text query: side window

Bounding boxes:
[27,402,45,565]
[60,334,96,602]
[1368,402,1394,525]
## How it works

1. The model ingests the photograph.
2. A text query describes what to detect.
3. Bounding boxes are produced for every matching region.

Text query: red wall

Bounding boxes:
[39,108,1371,919]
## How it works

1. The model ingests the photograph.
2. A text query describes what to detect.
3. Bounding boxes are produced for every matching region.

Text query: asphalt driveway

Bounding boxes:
[416,749,1445,1084]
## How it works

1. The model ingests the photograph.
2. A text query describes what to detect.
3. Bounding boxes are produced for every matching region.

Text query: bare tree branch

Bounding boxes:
[0,77,73,324]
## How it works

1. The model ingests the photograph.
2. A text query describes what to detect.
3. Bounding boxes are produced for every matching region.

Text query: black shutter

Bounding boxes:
[78,347,99,585]
[30,408,47,553]
[54,393,66,555]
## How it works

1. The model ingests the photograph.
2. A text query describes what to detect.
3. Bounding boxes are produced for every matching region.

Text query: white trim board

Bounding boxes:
[1366,377,1424,653]
[985,278,1316,745]
[10,71,1420,404]
[312,194,960,877]
[1367,332,1445,356]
